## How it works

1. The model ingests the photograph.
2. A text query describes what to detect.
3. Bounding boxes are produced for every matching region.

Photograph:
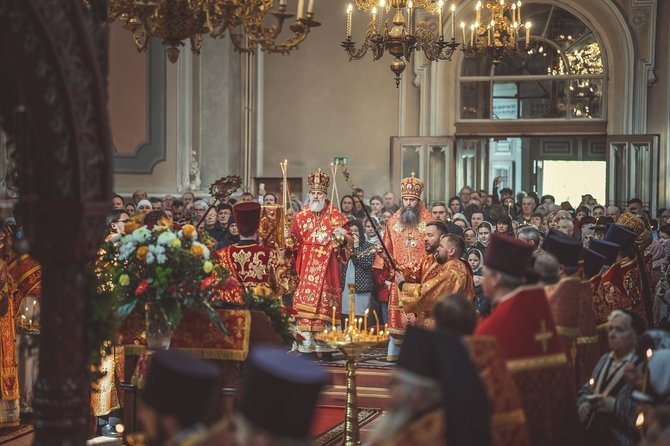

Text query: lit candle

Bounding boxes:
[372,6,378,34]
[297,0,305,19]
[307,0,315,14]
[373,310,380,334]
[332,305,336,329]
[344,317,349,331]
[407,1,413,34]
[525,21,531,46]
[517,1,522,22]
[385,323,388,333]
[378,0,385,34]
[460,21,466,45]
[364,309,369,331]
[476,1,481,23]
[513,21,518,46]
[450,4,455,40]
[642,348,653,393]
[346,4,353,38]
[438,0,444,38]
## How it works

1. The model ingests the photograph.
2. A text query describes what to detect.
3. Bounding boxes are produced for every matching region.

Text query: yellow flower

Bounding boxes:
[159,217,173,228]
[118,274,130,286]
[171,238,182,249]
[253,285,273,298]
[124,221,140,233]
[182,224,196,240]
[191,244,204,257]
[203,261,213,274]
[136,246,149,261]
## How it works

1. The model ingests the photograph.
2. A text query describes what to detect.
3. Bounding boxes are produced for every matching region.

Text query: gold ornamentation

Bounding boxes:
[95,0,321,62]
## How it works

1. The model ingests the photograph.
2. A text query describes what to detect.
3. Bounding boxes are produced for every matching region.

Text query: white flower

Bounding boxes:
[120,235,133,245]
[145,252,155,264]
[118,242,137,261]
[156,231,177,246]
[131,227,151,244]
[149,244,168,265]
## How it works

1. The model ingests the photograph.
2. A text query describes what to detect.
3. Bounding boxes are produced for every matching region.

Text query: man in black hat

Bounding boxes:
[199,346,329,446]
[370,325,491,446]
[136,350,220,446]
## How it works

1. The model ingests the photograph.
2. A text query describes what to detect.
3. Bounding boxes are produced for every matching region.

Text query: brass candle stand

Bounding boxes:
[316,290,388,446]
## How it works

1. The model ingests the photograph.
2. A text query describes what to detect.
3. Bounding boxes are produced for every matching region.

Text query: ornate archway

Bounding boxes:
[0,0,112,444]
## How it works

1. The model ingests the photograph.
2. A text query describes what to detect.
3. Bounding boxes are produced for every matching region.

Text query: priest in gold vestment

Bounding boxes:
[373,173,432,361]
[0,226,19,427]
[398,227,475,328]
[289,169,351,353]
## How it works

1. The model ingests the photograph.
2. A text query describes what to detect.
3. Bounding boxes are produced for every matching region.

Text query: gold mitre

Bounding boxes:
[400,172,424,199]
[308,168,330,193]
[617,212,652,250]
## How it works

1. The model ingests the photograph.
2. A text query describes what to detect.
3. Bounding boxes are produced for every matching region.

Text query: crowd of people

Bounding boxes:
[97,175,670,446]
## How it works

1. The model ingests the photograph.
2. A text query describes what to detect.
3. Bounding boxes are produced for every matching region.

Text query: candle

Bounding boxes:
[378,0,385,34]
[525,21,531,46]
[280,0,286,6]
[332,305,336,328]
[460,21,466,45]
[348,283,356,324]
[513,21,518,46]
[450,4,456,40]
[373,310,380,334]
[296,0,304,19]
[517,1,522,22]
[642,348,653,393]
[487,24,491,45]
[346,4,353,38]
[372,7,377,34]
[364,309,369,331]
[470,24,475,47]
[407,1,413,34]
[307,0,314,14]
[438,0,444,38]
[476,1,481,23]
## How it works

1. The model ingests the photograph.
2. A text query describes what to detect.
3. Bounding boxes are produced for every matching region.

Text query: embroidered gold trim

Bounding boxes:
[506,352,567,372]
[491,409,526,427]
[556,325,580,337]
[576,335,599,345]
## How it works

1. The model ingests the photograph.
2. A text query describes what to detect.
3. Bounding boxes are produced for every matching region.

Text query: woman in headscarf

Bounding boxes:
[474,221,493,252]
[451,213,470,230]
[340,219,376,328]
[463,228,477,248]
[466,247,490,316]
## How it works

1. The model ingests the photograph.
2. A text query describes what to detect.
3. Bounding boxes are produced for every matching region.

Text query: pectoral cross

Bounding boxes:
[534,319,553,354]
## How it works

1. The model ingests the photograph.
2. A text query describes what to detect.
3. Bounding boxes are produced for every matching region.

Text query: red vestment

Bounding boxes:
[213,241,292,304]
[373,204,432,336]
[290,201,350,332]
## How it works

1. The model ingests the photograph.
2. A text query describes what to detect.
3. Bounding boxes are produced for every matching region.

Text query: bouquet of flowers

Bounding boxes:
[98,218,233,337]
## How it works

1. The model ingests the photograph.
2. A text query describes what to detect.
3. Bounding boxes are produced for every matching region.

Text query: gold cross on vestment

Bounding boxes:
[534,319,553,354]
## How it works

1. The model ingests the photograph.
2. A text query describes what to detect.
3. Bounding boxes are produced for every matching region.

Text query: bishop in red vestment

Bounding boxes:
[373,173,432,361]
[288,169,351,352]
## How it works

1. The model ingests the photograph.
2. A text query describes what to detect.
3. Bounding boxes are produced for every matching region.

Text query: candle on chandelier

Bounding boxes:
[517,1,522,22]
[487,24,491,46]
[438,1,444,38]
[450,4,456,40]
[378,0,385,34]
[470,24,475,47]
[476,1,482,23]
[279,0,286,6]
[346,4,353,38]
[307,0,314,14]
[525,21,531,46]
[297,0,304,19]
[460,22,466,45]
[407,0,414,34]
[372,7,378,33]
[513,21,518,46]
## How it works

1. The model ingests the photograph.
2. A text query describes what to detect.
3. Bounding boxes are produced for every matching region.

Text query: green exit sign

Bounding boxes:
[333,156,348,165]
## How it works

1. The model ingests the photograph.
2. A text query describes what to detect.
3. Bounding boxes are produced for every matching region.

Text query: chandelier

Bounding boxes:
[342,0,459,87]
[342,0,531,86]
[105,0,321,62]
[462,0,531,62]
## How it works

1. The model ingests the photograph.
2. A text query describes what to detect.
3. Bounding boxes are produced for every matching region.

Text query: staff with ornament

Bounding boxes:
[287,168,352,355]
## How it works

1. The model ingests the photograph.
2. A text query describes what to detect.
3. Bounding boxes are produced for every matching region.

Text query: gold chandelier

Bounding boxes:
[343,0,459,87]
[342,0,531,85]
[106,0,321,62]
[462,1,531,62]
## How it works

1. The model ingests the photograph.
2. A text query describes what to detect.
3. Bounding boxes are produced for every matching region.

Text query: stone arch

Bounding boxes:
[0,0,112,444]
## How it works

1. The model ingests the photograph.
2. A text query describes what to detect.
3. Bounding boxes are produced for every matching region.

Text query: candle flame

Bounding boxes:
[646,348,653,359]
[372,6,377,14]
[525,21,531,28]
[347,3,353,12]
[589,378,595,387]
[408,0,412,8]
[460,21,465,28]
[451,4,456,12]
[636,411,645,428]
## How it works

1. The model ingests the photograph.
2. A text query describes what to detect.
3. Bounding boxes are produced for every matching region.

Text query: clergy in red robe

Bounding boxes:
[476,234,581,446]
[289,169,351,352]
[373,173,432,361]
[213,201,293,304]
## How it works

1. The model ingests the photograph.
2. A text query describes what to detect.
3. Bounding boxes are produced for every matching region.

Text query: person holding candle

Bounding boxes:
[577,309,645,446]
[287,168,352,356]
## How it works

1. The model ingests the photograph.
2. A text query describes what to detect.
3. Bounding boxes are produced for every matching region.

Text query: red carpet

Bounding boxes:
[0,423,33,445]
[311,406,382,446]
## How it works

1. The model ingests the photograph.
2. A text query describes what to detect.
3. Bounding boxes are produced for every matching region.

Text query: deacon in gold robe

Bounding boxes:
[0,225,19,427]
[398,229,475,328]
